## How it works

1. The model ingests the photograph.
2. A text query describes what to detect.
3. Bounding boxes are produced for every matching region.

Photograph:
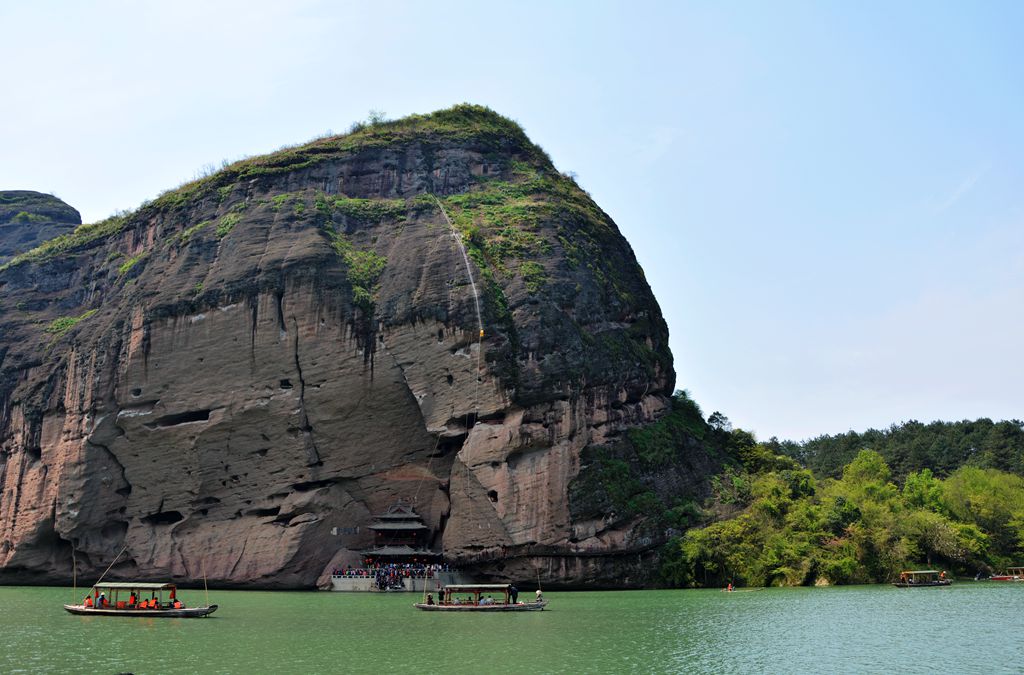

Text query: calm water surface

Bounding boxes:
[0,583,1020,673]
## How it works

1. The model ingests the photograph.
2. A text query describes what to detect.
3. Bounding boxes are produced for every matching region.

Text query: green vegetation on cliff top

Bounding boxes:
[0,214,128,270]
[0,190,81,225]
[0,104,547,271]
[146,104,548,212]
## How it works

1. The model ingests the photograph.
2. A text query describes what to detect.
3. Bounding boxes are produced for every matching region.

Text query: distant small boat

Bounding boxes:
[64,582,217,618]
[989,566,1024,582]
[893,570,951,588]
[413,584,547,611]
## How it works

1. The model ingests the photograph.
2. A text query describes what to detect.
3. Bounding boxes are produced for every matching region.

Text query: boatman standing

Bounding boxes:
[509,584,518,604]
[535,589,543,602]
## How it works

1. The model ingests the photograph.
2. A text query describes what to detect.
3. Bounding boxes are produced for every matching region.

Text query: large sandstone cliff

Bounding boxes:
[0,105,677,588]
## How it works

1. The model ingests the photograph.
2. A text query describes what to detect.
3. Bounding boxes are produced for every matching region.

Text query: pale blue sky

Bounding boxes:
[2,1,1021,440]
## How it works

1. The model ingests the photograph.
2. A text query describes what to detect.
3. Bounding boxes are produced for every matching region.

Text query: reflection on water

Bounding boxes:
[0,584,1021,673]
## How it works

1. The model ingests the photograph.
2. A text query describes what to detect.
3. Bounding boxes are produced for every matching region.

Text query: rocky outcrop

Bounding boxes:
[0,191,80,264]
[0,105,677,588]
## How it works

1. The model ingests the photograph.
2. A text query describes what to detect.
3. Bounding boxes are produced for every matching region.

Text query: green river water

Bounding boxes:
[0,583,1019,674]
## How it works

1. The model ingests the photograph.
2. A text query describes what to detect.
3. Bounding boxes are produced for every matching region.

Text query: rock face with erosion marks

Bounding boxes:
[0,105,678,588]
[0,191,81,264]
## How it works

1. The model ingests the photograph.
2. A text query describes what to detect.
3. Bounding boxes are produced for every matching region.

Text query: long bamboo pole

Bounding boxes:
[94,543,129,586]
[202,558,210,608]
[71,546,77,604]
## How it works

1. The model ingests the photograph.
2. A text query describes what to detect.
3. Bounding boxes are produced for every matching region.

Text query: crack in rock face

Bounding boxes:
[0,105,676,588]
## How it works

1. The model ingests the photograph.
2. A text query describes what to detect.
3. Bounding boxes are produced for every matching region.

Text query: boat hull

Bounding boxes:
[63,604,218,618]
[413,601,547,612]
[892,581,951,588]
[989,575,1023,581]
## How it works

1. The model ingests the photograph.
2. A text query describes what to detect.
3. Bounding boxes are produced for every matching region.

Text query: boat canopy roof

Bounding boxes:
[443,584,512,592]
[92,582,177,591]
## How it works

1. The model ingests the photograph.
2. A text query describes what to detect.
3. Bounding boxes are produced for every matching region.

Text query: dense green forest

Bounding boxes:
[768,418,1024,479]
[643,393,1024,587]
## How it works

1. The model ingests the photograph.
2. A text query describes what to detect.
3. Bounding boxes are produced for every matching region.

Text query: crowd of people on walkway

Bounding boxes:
[331,562,454,588]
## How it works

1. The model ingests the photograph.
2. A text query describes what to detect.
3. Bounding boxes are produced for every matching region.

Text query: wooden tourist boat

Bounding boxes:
[413,583,547,611]
[989,566,1024,581]
[64,582,218,618]
[893,570,952,588]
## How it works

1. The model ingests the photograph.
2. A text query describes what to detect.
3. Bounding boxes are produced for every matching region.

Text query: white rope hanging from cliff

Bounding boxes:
[408,196,487,554]
[431,194,485,350]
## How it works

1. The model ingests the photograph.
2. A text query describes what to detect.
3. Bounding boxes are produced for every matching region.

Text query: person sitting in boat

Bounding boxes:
[173,598,184,609]
[83,595,93,608]
[128,592,137,608]
[98,592,107,608]
[535,589,543,602]
[426,594,434,605]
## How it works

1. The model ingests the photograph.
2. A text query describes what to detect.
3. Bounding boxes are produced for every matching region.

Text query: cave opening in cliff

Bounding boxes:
[141,510,184,525]
[432,434,466,458]
[145,409,210,428]
[291,478,336,492]
[247,506,281,517]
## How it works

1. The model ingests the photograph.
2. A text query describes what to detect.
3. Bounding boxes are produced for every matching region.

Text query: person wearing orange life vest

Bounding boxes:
[84,595,93,608]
